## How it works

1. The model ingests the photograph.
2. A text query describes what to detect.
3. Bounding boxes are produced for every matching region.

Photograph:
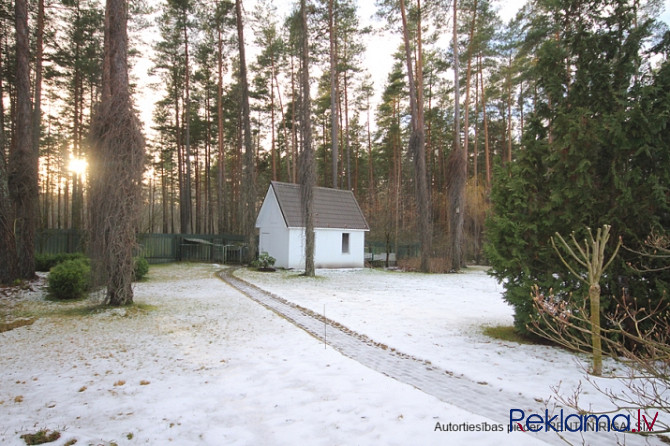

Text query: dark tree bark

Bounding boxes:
[32,0,45,165]
[479,54,491,189]
[88,0,145,305]
[399,0,431,272]
[462,0,477,167]
[216,10,226,234]
[446,0,467,271]
[182,6,193,234]
[8,0,37,280]
[235,0,257,263]
[0,26,17,284]
[0,143,17,284]
[300,0,316,277]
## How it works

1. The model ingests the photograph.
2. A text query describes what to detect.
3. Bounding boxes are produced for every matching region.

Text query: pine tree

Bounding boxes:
[299,0,316,277]
[235,0,257,262]
[399,0,431,272]
[88,0,145,305]
[8,0,37,280]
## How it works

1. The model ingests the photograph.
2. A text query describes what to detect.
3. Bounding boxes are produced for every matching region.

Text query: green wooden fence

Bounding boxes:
[35,230,247,264]
[35,230,419,265]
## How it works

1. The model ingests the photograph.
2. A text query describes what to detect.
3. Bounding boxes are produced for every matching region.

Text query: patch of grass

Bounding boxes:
[55,304,110,317]
[64,440,77,446]
[482,325,539,345]
[53,302,157,318]
[14,395,24,403]
[0,318,36,333]
[114,380,126,386]
[132,302,158,313]
[20,429,61,445]
[285,272,326,281]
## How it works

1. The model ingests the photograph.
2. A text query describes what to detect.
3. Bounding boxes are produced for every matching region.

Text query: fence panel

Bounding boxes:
[35,229,83,255]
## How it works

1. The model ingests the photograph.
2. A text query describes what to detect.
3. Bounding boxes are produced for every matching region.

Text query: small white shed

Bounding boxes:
[255,181,370,269]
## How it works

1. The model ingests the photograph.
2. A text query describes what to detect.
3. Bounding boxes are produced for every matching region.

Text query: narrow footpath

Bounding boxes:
[218,268,661,446]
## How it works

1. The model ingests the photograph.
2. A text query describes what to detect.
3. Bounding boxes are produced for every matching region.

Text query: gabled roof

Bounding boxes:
[270,181,369,230]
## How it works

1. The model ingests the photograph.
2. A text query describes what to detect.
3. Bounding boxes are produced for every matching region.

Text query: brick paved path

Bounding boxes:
[219,269,660,446]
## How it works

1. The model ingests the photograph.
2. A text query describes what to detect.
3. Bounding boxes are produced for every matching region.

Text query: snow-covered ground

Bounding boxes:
[236,266,617,406]
[0,264,666,445]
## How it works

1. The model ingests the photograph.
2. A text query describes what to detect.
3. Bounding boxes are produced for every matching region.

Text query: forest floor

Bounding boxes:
[0,263,667,445]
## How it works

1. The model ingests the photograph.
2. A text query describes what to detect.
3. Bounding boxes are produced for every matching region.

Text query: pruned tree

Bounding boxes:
[531,284,670,434]
[549,225,622,376]
[88,0,145,305]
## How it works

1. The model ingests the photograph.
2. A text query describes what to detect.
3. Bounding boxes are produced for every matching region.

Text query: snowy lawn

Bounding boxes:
[1,263,550,446]
[237,266,670,438]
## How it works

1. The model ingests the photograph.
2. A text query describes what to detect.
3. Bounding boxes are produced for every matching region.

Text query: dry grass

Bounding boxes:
[396,257,456,273]
[20,429,61,445]
[0,318,36,333]
[482,325,539,345]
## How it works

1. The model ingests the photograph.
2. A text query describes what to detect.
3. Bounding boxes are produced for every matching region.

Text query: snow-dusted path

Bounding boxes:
[220,268,659,446]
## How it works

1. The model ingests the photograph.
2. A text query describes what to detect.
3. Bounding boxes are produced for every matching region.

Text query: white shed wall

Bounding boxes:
[256,188,291,268]
[314,228,365,268]
[287,228,306,269]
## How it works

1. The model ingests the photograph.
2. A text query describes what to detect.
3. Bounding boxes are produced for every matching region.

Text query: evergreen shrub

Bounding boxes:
[48,258,91,300]
[133,257,149,281]
[36,252,87,272]
[485,20,670,336]
[251,253,276,270]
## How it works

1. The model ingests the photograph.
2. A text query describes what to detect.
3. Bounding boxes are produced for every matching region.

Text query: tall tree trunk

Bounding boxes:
[462,0,477,173]
[205,84,213,233]
[300,0,316,277]
[182,10,193,234]
[344,66,351,191]
[0,38,5,156]
[479,54,491,189]
[32,0,45,178]
[88,0,145,305]
[0,32,18,284]
[273,69,290,183]
[446,0,466,271]
[236,0,257,262]
[9,0,37,280]
[161,163,168,233]
[328,0,339,189]
[291,55,298,183]
[270,53,277,181]
[0,140,17,284]
[216,16,226,234]
[366,89,374,210]
[506,55,513,163]
[399,0,431,272]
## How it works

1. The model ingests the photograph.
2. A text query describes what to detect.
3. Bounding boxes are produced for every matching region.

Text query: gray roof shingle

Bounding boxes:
[271,181,369,230]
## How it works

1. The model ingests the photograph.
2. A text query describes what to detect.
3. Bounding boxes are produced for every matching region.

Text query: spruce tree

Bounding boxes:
[485,0,670,334]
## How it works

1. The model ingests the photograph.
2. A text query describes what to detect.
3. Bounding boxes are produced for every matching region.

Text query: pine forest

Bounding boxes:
[1,0,669,311]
